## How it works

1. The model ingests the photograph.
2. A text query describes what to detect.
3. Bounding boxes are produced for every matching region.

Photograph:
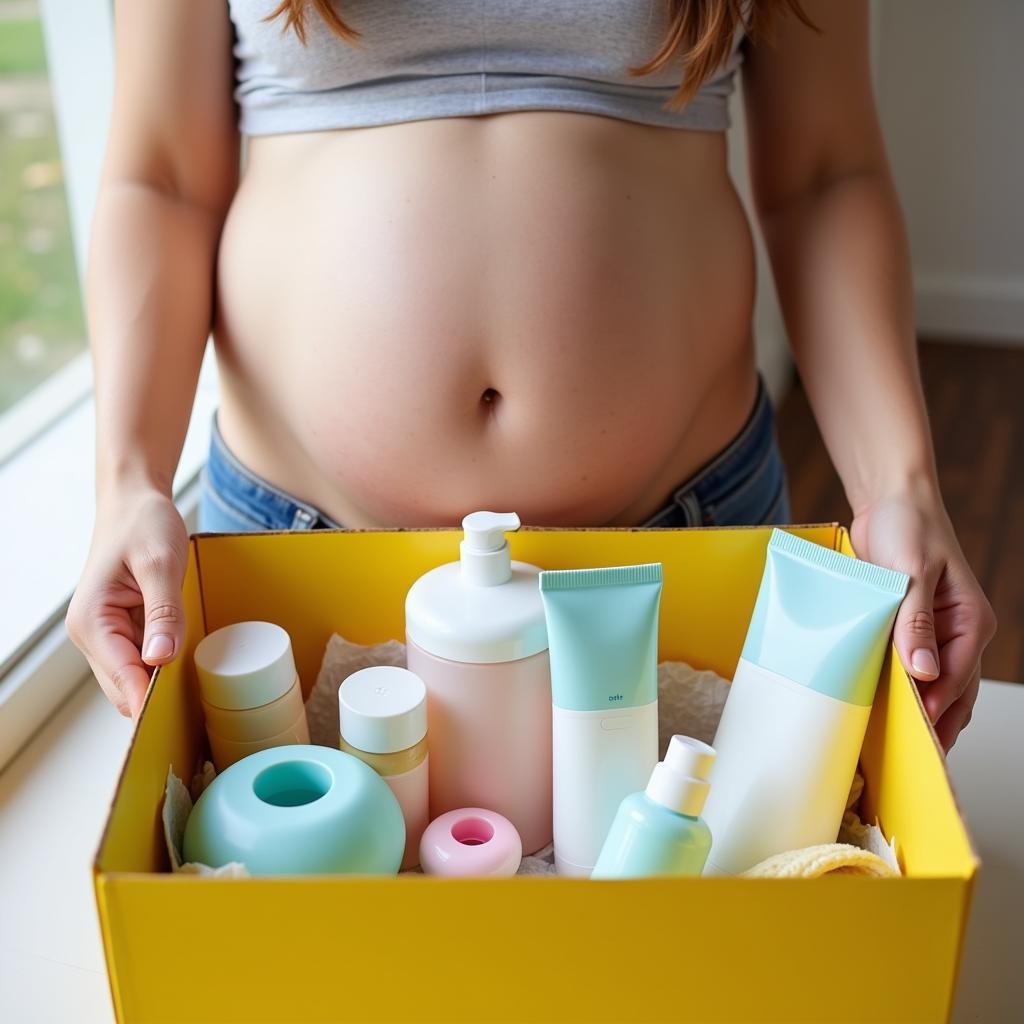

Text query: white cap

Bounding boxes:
[405,510,548,664]
[338,666,427,754]
[193,621,297,711]
[460,511,520,587]
[645,735,716,817]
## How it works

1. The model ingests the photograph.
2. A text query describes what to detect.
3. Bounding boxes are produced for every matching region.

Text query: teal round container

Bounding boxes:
[183,744,406,876]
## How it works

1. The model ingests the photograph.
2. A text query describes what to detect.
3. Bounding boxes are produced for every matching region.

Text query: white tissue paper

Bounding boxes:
[162,633,898,877]
[161,767,248,877]
[838,773,900,873]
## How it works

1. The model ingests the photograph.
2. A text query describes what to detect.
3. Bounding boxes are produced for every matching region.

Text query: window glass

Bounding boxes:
[0,0,86,415]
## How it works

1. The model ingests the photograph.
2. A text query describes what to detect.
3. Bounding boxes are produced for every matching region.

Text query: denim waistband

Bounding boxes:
[200,376,788,533]
[641,377,789,528]
[202,418,343,531]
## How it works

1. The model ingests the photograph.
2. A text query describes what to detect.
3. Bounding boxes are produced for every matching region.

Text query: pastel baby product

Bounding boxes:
[405,511,552,854]
[339,665,429,870]
[182,745,405,876]
[702,529,909,876]
[592,735,714,879]
[193,621,310,772]
[539,563,662,877]
[419,808,523,878]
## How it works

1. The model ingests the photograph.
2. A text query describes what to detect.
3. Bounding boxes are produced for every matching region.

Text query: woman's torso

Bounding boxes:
[212,5,759,528]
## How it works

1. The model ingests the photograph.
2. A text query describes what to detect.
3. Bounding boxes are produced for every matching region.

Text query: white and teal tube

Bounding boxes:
[539,563,662,877]
[702,529,909,876]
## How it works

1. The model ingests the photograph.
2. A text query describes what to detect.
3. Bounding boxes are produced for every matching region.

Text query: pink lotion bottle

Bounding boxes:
[405,511,552,854]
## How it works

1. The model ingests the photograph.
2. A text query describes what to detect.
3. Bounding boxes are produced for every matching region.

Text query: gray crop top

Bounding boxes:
[228,1,745,136]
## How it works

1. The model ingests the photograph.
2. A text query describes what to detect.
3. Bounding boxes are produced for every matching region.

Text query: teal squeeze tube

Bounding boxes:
[742,528,911,706]
[539,563,662,876]
[702,529,910,876]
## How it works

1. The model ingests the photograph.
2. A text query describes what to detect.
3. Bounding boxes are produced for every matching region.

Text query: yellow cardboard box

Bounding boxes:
[94,525,977,1023]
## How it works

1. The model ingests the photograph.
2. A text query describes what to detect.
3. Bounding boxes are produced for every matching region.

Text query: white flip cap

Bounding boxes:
[645,735,717,818]
[193,621,298,711]
[339,666,428,754]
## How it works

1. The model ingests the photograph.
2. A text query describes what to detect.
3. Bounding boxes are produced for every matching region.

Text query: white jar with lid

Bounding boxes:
[193,621,310,772]
[405,511,552,855]
[339,665,429,870]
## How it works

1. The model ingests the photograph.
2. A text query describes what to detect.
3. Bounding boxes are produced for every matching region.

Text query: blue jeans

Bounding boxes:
[198,378,790,532]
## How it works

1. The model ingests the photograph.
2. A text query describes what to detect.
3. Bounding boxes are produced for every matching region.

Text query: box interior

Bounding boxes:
[96,524,975,881]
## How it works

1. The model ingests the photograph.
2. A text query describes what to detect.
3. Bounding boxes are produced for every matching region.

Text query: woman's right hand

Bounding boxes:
[66,487,189,719]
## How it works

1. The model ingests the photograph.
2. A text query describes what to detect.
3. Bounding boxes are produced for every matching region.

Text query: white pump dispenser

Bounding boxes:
[460,511,520,586]
[405,511,553,853]
[406,512,546,665]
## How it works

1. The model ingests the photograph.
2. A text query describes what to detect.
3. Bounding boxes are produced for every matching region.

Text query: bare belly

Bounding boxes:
[213,112,758,527]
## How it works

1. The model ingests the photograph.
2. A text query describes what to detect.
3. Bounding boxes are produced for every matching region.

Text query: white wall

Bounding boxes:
[734,0,1024,375]
[874,0,1024,342]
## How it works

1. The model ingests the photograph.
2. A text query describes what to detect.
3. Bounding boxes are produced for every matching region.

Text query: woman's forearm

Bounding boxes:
[87,180,225,501]
[760,168,940,513]
[738,0,993,749]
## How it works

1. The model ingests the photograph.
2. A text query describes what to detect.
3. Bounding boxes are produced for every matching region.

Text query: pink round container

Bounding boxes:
[406,641,552,854]
[419,808,523,878]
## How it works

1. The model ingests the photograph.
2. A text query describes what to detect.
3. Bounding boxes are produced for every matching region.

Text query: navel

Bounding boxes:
[480,387,502,417]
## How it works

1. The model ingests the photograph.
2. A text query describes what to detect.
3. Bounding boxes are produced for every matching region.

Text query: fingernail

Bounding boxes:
[143,634,174,661]
[911,648,939,678]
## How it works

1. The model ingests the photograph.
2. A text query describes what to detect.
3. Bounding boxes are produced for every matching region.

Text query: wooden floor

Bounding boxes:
[776,339,1024,684]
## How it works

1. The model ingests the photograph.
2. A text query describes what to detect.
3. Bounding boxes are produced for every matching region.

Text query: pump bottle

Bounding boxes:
[405,512,552,854]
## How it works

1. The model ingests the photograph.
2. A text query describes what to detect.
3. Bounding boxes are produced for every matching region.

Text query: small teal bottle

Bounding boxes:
[592,735,715,879]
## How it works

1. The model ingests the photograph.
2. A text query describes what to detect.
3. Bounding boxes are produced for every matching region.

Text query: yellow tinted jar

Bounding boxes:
[338,667,429,870]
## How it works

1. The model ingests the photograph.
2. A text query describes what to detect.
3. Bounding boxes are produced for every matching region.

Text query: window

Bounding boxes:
[0,0,217,770]
[0,0,86,415]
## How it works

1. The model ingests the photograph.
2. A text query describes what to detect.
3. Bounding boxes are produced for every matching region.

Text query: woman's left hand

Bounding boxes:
[850,487,997,751]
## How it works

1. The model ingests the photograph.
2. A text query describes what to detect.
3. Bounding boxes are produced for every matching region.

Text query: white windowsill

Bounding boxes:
[0,678,129,1024]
